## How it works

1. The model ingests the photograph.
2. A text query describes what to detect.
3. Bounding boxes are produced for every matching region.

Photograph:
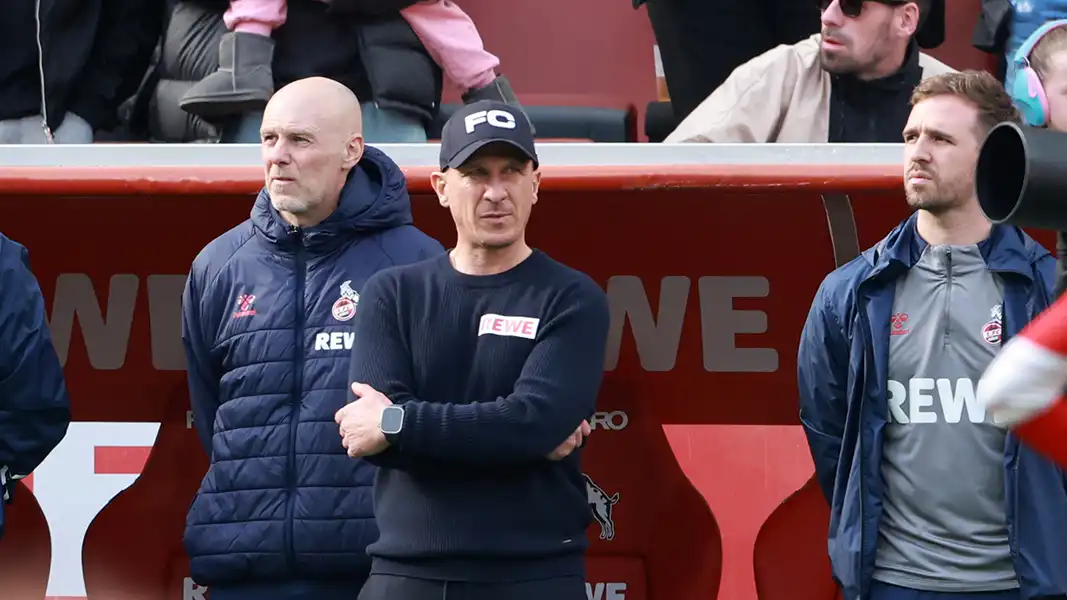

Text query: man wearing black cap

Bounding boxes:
[336,99,610,600]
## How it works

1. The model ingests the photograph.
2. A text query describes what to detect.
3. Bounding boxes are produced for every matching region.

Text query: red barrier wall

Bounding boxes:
[1,162,1054,600]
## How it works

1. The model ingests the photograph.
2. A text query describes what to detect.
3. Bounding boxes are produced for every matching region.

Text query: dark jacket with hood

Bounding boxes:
[181,146,444,599]
[798,215,1067,600]
[0,0,164,133]
[148,0,440,142]
[0,234,71,541]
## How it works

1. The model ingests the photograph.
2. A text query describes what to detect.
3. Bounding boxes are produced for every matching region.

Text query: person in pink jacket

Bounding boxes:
[180,0,527,127]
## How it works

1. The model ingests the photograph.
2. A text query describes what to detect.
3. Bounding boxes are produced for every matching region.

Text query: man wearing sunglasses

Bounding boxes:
[664,0,954,144]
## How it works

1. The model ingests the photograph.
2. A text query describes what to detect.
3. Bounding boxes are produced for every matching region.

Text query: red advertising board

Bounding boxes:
[0,144,1054,600]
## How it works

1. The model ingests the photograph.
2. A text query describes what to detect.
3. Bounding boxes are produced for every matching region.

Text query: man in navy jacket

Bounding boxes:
[180,76,443,600]
[799,71,1067,600]
[0,234,71,540]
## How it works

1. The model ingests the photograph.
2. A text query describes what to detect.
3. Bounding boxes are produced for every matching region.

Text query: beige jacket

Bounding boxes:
[663,34,957,143]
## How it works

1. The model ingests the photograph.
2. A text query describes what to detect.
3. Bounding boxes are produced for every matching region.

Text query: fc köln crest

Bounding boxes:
[982,304,1003,345]
[332,280,359,322]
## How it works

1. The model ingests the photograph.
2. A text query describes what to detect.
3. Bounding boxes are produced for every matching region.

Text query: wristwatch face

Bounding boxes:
[381,406,404,435]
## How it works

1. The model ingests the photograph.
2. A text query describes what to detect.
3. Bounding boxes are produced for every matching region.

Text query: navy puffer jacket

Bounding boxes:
[180,146,443,597]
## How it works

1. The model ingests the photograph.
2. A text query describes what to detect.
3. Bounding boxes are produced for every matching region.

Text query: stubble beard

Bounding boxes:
[905,180,967,215]
[820,23,892,77]
[271,188,312,215]
[820,52,859,76]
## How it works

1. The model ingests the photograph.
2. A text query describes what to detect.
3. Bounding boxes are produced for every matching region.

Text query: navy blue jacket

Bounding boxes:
[181,147,444,595]
[798,215,1067,600]
[0,234,71,540]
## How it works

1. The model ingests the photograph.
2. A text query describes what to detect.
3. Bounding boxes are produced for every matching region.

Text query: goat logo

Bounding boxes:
[583,473,619,541]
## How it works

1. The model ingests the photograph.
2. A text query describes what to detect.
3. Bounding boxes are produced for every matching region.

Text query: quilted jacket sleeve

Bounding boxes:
[0,236,71,480]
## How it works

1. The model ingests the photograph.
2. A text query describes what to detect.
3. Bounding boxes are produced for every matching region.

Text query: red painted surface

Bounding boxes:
[94,447,152,476]
[2,160,1055,600]
[0,5,1016,597]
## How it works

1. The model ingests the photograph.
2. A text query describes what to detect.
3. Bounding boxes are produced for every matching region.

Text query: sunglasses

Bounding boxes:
[817,0,910,18]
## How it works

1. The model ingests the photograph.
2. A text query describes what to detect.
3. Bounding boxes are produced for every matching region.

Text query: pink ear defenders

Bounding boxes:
[1011,19,1067,127]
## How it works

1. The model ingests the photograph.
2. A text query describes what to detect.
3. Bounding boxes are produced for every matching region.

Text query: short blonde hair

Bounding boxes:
[910,70,1021,135]
[1030,25,1067,79]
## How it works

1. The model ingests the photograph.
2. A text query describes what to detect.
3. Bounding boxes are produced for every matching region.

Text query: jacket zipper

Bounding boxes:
[1009,449,1019,559]
[33,0,54,141]
[1002,290,1022,566]
[943,247,953,347]
[285,225,306,573]
[856,294,874,598]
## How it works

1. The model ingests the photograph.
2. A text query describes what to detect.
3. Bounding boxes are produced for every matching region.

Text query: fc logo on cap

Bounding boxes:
[464,109,517,134]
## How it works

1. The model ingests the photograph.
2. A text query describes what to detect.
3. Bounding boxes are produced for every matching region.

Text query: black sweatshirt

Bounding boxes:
[347,249,610,582]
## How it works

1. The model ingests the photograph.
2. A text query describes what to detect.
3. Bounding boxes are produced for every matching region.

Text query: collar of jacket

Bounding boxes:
[861,212,1039,286]
[831,39,923,98]
[250,145,415,254]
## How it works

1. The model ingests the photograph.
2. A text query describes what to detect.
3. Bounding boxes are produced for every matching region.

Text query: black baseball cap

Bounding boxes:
[439,100,538,170]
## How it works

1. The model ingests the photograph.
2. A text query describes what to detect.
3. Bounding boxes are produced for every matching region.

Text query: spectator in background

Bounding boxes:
[1004,19,1067,296]
[799,70,1067,600]
[664,0,954,143]
[401,0,531,130]
[1004,1,1067,89]
[971,0,1012,81]
[1006,17,1067,109]
[180,0,529,128]
[0,234,71,540]
[0,0,164,143]
[144,2,229,143]
[180,77,442,600]
[156,0,442,144]
[636,0,820,124]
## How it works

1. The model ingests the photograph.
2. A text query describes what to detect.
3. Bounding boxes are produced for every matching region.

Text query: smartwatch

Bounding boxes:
[380,405,405,442]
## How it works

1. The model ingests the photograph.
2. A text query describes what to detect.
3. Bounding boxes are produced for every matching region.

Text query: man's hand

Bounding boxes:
[546,420,592,461]
[334,382,394,458]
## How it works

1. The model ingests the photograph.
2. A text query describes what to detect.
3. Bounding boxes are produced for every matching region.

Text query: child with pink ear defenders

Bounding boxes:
[1009,19,1067,130]
[1008,19,1067,297]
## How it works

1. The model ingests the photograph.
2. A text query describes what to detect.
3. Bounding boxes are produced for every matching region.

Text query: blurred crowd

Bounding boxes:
[0,0,1061,145]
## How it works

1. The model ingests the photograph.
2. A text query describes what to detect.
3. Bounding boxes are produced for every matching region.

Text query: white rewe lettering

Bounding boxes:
[603,275,778,373]
[478,314,539,339]
[464,109,517,133]
[47,273,187,371]
[314,331,355,351]
[586,582,627,600]
[589,411,628,431]
[886,378,987,424]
